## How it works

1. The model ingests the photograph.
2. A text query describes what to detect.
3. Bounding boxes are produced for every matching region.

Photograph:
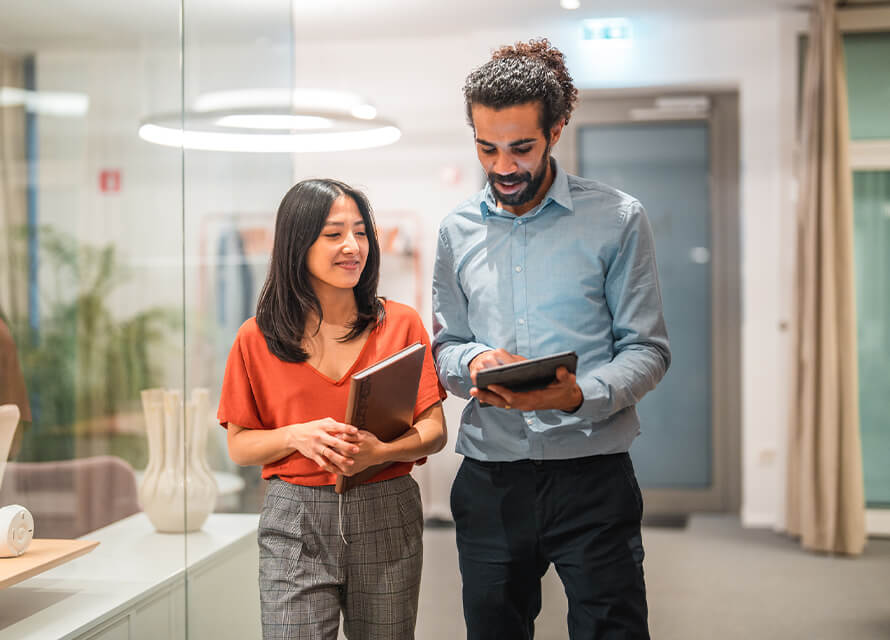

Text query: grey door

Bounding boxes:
[557,92,741,514]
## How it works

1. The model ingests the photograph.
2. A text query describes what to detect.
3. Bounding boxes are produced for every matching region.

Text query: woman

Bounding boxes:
[218,179,446,640]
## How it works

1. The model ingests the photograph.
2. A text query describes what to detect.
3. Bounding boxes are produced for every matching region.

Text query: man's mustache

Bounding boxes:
[490,172,529,185]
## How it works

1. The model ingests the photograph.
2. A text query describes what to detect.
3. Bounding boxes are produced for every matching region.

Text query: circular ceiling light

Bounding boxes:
[215,114,334,130]
[139,88,400,153]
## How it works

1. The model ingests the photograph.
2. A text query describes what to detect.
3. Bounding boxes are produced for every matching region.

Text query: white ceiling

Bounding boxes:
[0,0,809,51]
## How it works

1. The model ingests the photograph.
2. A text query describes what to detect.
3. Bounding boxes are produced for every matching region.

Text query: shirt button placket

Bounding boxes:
[514,218,540,456]
[512,219,529,356]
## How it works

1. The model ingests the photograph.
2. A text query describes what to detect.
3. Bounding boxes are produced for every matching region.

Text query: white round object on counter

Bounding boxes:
[0,504,34,557]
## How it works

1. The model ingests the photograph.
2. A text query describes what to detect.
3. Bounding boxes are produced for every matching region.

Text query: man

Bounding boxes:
[432,39,670,640]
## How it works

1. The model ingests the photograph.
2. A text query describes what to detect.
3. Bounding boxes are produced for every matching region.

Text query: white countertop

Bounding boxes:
[0,512,260,639]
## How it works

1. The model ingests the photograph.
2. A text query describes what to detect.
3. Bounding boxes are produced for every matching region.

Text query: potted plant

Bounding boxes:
[5,225,178,466]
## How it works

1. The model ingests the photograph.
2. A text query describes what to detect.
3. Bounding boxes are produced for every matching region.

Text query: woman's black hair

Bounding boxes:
[255,178,384,363]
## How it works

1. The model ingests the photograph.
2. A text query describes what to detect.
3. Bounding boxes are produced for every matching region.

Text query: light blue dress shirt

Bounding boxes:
[432,160,671,461]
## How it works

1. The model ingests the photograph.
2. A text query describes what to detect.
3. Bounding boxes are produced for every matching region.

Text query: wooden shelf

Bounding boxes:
[0,539,99,589]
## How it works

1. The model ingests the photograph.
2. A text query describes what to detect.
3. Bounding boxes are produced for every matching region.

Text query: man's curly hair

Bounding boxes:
[463,39,578,134]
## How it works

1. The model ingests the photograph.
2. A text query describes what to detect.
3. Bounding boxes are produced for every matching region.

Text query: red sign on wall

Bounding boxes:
[99,169,121,193]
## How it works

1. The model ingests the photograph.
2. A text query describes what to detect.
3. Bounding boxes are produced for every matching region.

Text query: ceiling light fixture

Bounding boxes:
[138,0,399,154]
[215,114,334,130]
[138,88,400,153]
[581,17,633,41]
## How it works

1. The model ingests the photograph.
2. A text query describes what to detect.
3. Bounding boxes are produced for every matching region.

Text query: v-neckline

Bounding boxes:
[303,324,377,386]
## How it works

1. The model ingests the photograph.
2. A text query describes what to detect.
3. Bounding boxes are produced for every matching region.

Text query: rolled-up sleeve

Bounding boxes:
[431,226,491,398]
[571,200,671,423]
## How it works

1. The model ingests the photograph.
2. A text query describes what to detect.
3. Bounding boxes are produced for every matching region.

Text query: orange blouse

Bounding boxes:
[217,300,446,487]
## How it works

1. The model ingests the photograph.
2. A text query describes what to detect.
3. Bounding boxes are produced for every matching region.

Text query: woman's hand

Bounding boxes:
[341,430,385,476]
[286,419,361,475]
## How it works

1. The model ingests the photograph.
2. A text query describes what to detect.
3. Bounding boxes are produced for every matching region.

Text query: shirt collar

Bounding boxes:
[480,157,574,220]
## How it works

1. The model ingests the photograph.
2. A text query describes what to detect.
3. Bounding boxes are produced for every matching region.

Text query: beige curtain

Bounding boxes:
[0,52,28,321]
[786,0,866,555]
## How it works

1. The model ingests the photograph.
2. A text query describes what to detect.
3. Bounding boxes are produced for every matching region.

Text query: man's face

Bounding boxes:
[470,102,563,215]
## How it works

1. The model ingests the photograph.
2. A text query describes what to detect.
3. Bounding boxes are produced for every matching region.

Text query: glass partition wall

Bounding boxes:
[180,2,294,637]
[0,1,281,637]
[2,0,453,635]
[0,0,188,636]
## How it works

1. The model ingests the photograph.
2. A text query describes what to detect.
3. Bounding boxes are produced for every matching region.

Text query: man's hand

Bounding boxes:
[468,348,525,385]
[469,350,584,413]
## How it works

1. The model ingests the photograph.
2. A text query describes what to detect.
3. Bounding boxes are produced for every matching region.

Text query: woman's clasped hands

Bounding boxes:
[286,419,384,476]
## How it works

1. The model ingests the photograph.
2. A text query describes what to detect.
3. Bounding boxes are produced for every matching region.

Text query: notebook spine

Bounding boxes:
[354,379,371,427]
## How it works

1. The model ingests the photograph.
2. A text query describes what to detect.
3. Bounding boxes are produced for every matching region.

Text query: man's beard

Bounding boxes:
[488,148,550,207]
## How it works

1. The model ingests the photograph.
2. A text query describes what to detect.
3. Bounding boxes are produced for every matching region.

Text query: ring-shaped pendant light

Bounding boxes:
[138,88,401,153]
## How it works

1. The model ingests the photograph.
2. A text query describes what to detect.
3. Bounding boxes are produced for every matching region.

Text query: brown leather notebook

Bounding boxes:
[334,342,426,494]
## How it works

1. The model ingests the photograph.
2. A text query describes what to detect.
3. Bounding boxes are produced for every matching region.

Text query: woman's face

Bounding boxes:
[305,195,369,295]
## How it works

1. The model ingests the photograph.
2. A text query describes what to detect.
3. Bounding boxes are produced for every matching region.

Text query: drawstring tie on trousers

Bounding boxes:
[338,491,349,544]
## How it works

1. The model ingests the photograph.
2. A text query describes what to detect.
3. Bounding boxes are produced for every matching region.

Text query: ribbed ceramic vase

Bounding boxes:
[139,388,218,533]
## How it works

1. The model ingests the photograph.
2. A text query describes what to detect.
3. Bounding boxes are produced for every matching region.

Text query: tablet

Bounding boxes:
[475,351,578,395]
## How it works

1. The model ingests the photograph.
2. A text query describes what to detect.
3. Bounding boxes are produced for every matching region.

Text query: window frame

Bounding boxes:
[838,6,890,533]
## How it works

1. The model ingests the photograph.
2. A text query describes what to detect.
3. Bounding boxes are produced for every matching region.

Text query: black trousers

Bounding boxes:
[450,452,649,640]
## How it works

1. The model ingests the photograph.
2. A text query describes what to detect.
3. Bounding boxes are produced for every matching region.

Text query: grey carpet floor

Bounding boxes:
[411,514,890,640]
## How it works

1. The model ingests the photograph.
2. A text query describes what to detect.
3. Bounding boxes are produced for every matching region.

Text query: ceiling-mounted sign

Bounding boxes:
[581,18,632,41]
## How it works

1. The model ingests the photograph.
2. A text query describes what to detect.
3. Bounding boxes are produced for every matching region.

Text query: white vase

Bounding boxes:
[139,388,218,533]
[186,389,218,523]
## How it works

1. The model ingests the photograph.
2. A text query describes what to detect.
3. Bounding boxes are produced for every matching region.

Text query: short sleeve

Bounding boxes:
[217,331,265,430]
[408,313,448,421]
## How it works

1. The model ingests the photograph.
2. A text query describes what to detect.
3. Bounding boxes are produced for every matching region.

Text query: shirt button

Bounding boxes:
[518,318,525,325]
[514,265,522,273]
